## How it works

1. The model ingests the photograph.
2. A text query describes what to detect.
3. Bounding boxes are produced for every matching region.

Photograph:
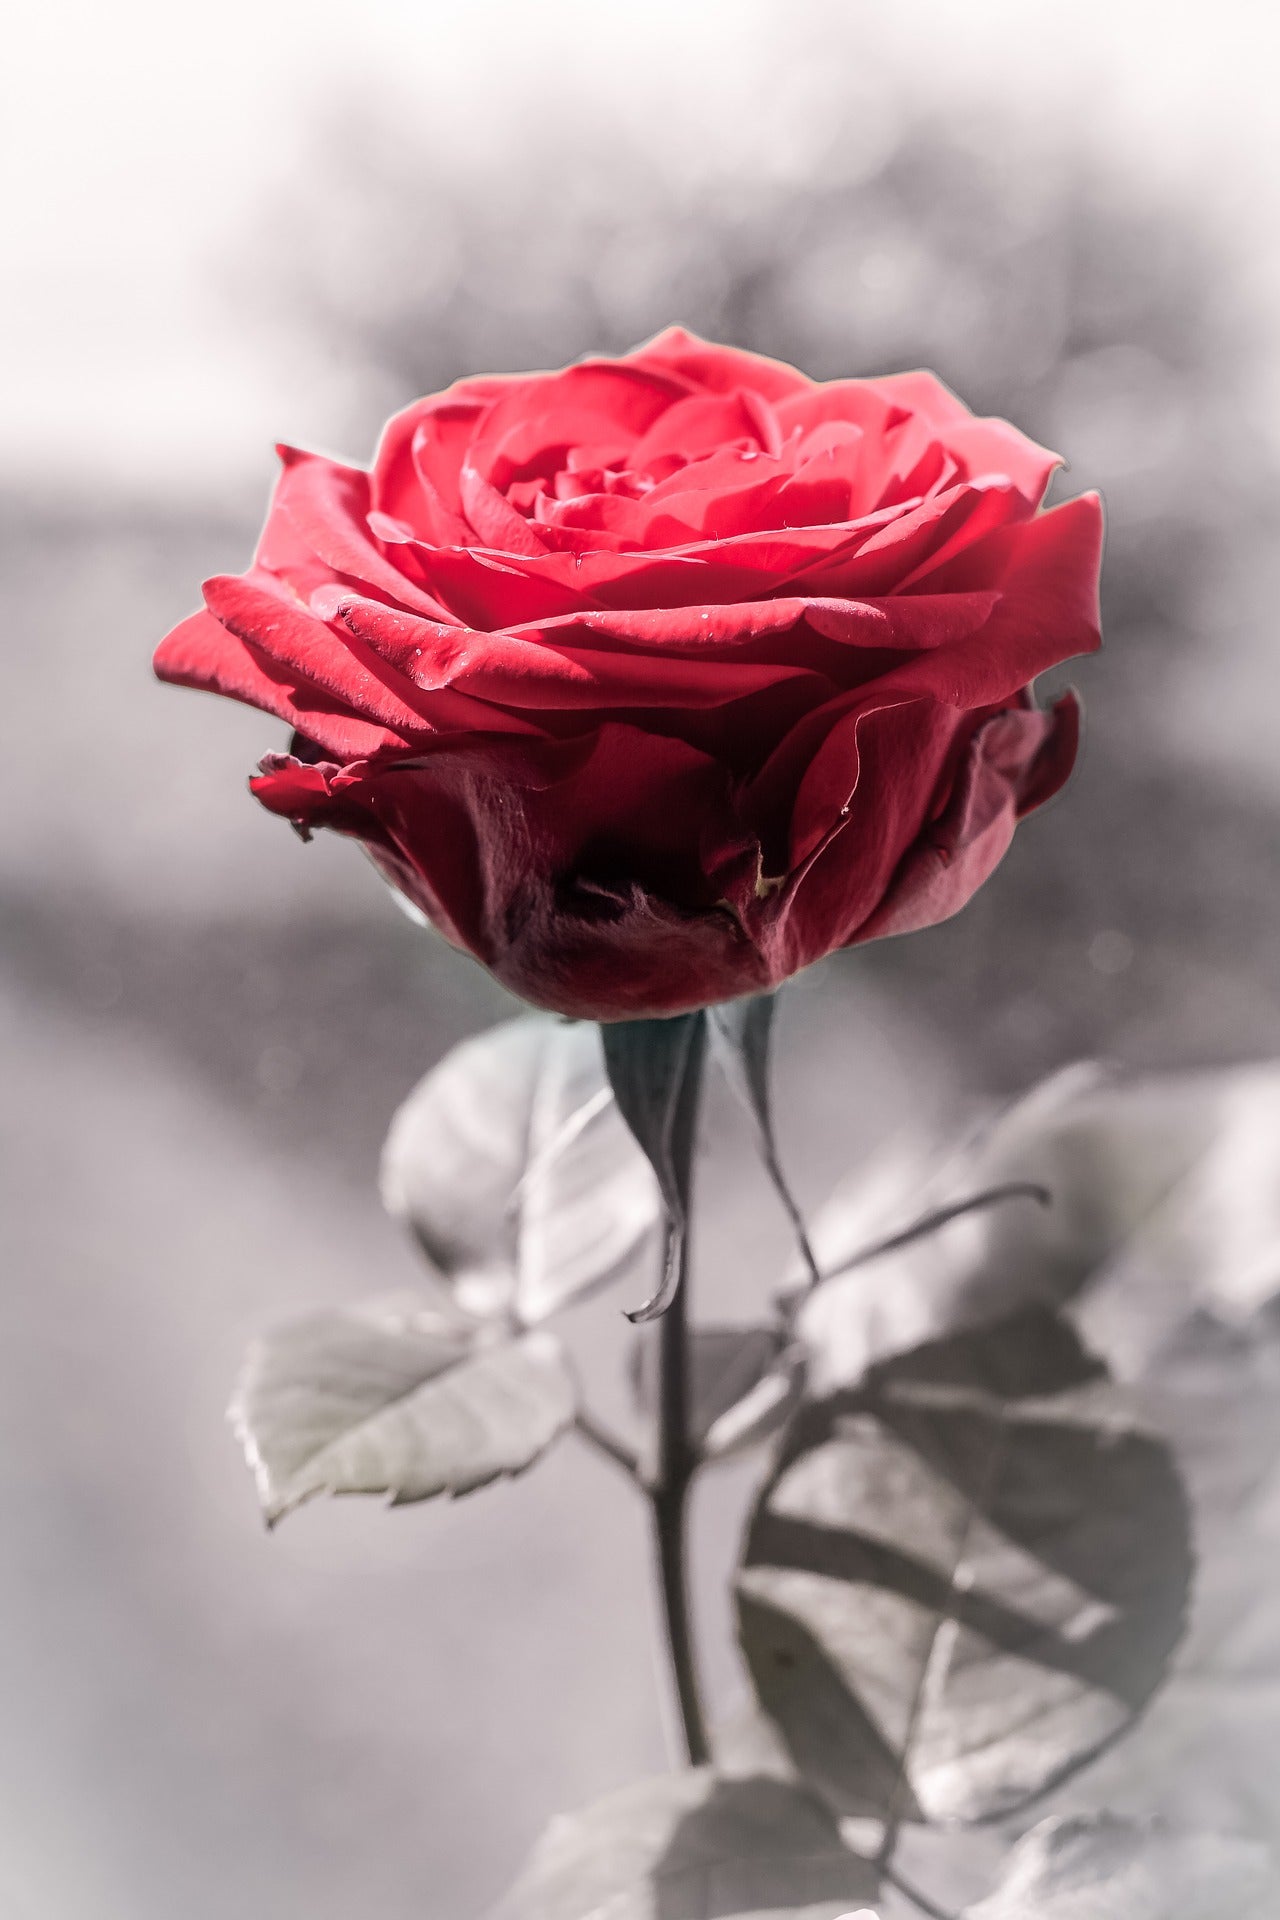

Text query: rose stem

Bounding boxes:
[648,1209,711,1767]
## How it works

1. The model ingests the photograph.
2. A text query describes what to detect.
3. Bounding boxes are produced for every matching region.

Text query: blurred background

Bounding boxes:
[3,3,1279,1915]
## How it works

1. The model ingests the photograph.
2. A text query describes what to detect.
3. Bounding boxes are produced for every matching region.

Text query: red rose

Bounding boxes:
[154,329,1102,1020]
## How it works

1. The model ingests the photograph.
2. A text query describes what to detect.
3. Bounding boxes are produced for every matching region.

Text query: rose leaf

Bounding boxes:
[381,1014,661,1324]
[964,1814,1280,1918]
[795,1060,1280,1393]
[484,1768,880,1920]
[230,1299,577,1526]
[736,1307,1192,1827]
[631,1322,806,1463]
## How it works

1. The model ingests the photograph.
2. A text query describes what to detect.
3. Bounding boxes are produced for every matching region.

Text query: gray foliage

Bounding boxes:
[632,1323,806,1462]
[485,1769,879,1920]
[231,1300,576,1524]
[796,1061,1280,1392]
[737,1309,1192,1825]
[965,1813,1280,1919]
[381,1015,660,1323]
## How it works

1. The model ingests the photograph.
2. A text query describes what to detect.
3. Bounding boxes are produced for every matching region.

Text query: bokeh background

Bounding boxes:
[4,3,1280,1915]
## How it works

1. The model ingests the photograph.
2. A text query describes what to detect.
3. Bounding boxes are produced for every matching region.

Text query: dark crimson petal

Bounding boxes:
[494,885,773,1020]
[788,693,957,872]
[250,752,491,956]
[753,696,969,968]
[624,327,813,403]
[253,725,768,1019]
[850,695,1081,943]
[758,494,1099,867]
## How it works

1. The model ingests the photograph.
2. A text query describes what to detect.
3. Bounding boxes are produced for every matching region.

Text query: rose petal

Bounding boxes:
[331,593,836,714]
[625,326,813,403]
[201,573,545,743]
[866,368,1061,504]
[270,447,458,622]
[153,608,412,760]
[852,694,1081,942]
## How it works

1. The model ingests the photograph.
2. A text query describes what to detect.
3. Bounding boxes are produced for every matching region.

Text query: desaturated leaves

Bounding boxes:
[632,1324,806,1462]
[231,1299,577,1525]
[232,1014,803,1522]
[796,1061,1280,1392]
[737,1309,1192,1825]
[965,1814,1280,1919]
[485,1769,879,1920]
[697,1045,1280,1495]
[381,1015,661,1324]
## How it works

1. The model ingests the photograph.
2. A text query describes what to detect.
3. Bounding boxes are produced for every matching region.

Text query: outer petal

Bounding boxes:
[265,447,459,622]
[250,726,771,1020]
[330,593,837,714]
[865,369,1062,505]
[201,572,546,744]
[153,608,415,760]
[251,751,492,955]
[864,489,1104,710]
[625,326,814,403]
[852,694,1082,942]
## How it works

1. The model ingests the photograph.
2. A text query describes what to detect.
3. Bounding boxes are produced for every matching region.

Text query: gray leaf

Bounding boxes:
[737,1309,1192,1827]
[230,1300,576,1524]
[993,1310,1280,1842]
[965,1814,1280,1918]
[381,1015,660,1323]
[797,1060,1280,1390]
[631,1324,806,1462]
[485,1769,879,1920]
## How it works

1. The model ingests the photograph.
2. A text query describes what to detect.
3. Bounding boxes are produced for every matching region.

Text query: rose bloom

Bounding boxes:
[155,330,1102,1021]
